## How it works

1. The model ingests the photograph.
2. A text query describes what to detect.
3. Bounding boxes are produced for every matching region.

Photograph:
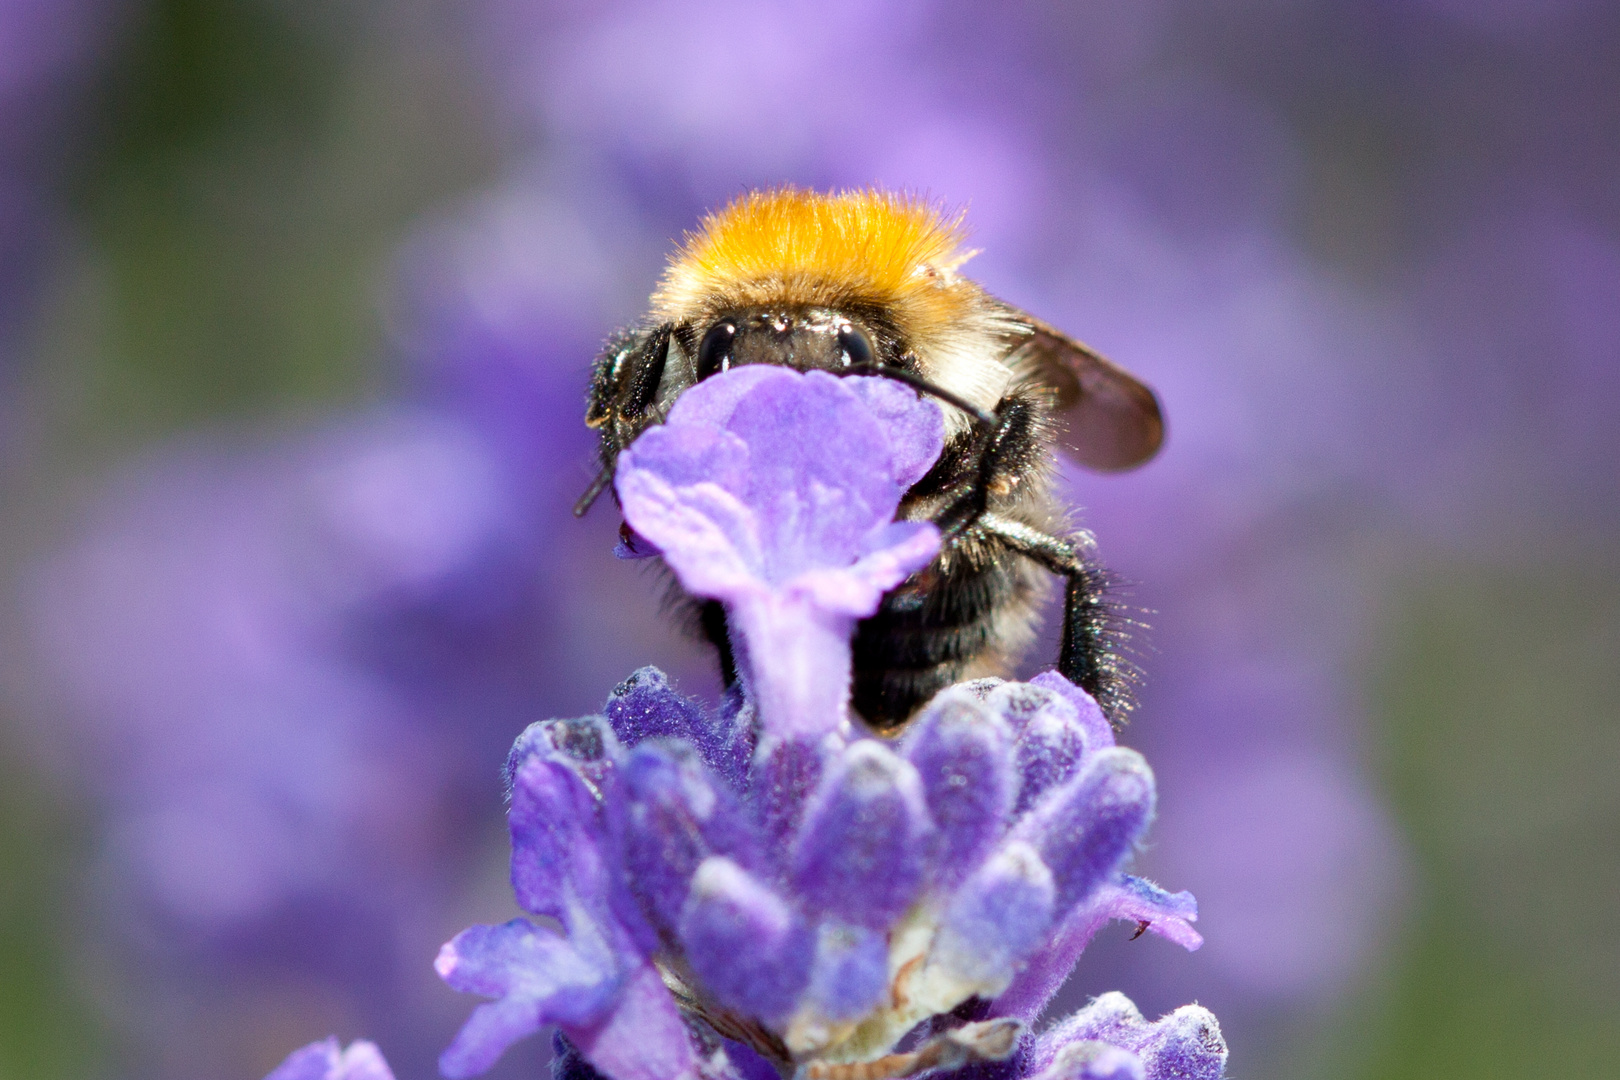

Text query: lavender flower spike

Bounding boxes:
[436,668,1206,1078]
[263,1038,395,1080]
[615,367,943,740]
[434,369,1220,1079]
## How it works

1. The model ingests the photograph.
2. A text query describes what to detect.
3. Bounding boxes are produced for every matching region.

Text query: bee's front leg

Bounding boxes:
[932,397,1044,538]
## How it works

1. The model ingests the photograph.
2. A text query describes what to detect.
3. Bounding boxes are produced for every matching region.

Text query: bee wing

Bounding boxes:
[1001,308,1165,471]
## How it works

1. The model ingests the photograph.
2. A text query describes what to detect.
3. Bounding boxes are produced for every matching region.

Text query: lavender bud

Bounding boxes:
[678,857,813,1024]
[792,741,932,928]
[902,688,1015,889]
[1013,749,1155,913]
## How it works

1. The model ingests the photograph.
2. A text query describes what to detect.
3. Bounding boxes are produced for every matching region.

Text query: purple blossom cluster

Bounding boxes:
[433,661,1217,1080]
[263,367,1224,1080]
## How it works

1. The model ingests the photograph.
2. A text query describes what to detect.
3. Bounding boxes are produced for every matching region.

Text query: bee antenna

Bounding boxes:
[842,363,998,428]
[573,464,614,518]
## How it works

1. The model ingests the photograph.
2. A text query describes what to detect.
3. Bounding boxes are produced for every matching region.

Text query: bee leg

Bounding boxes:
[976,513,1138,728]
[577,324,673,516]
[697,599,740,688]
[932,400,1035,538]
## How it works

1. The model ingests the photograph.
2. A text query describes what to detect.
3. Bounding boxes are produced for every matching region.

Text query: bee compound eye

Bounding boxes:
[837,324,875,368]
[696,321,737,381]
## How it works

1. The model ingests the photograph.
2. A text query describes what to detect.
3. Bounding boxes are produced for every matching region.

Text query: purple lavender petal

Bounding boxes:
[505,716,620,801]
[1011,748,1155,913]
[435,919,621,1078]
[565,963,703,1080]
[652,363,782,431]
[1026,993,1226,1080]
[990,752,1160,1023]
[264,1038,397,1080]
[435,920,618,1023]
[748,734,831,855]
[640,368,942,507]
[613,432,763,600]
[1027,673,1114,753]
[603,666,707,748]
[1028,994,1145,1071]
[329,1043,394,1080]
[984,681,1069,738]
[1012,724,1086,818]
[991,683,1089,818]
[1098,875,1203,951]
[901,688,1015,888]
[1026,1041,1144,1080]
[792,740,932,928]
[993,875,1201,1024]
[678,856,814,1023]
[933,840,1056,986]
[722,1039,785,1080]
[992,904,1115,1025]
[266,1038,343,1080]
[615,742,761,931]
[844,375,948,489]
[616,368,943,739]
[792,518,943,616]
[709,685,759,792]
[692,371,932,574]
[722,590,893,741]
[1136,1007,1227,1080]
[806,921,890,1021]
[605,666,755,787]
[507,754,611,922]
[618,368,922,588]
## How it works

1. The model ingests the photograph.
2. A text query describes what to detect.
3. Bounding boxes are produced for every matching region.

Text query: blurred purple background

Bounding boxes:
[1,2,1616,1078]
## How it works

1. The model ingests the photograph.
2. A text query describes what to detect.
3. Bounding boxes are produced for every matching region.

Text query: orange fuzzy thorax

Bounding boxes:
[652,188,982,325]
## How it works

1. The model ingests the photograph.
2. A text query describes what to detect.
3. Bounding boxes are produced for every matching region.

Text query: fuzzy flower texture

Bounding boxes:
[269,368,1226,1080]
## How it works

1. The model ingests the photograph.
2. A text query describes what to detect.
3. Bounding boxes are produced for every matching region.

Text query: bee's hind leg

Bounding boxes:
[974,514,1140,728]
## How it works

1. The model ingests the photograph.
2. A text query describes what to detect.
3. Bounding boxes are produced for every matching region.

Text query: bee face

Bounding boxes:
[687,308,885,383]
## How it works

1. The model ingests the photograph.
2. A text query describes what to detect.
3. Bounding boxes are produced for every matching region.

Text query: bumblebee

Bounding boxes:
[579,189,1163,731]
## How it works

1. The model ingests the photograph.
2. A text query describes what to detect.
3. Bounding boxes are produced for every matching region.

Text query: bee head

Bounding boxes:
[648,187,1019,424]
[583,187,1025,495]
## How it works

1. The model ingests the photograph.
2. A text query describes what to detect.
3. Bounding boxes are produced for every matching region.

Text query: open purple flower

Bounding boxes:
[433,368,1223,1079]
[614,367,943,741]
